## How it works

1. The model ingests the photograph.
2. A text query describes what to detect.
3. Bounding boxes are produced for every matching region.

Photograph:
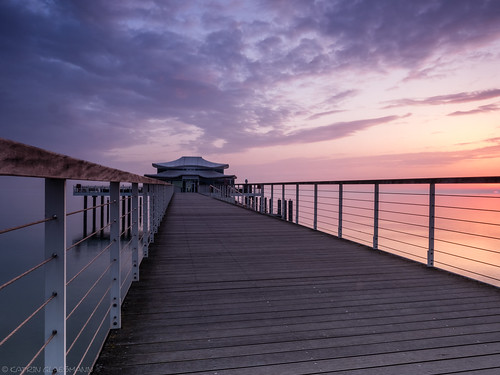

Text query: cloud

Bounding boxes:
[1,0,500,164]
[448,103,500,116]
[306,110,345,121]
[383,89,500,109]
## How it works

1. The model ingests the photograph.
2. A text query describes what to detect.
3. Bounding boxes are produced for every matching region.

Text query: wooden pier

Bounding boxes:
[93,193,500,374]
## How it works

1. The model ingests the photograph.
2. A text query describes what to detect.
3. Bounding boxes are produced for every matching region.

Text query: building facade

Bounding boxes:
[145,156,236,192]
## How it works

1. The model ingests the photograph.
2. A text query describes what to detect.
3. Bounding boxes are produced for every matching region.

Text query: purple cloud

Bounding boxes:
[1,0,500,162]
[448,103,500,116]
[383,89,500,109]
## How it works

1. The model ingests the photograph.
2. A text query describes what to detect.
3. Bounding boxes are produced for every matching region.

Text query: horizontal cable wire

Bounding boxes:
[435,226,500,241]
[0,293,56,347]
[72,304,111,375]
[66,222,112,253]
[0,255,55,292]
[120,225,133,237]
[379,217,429,229]
[436,193,500,199]
[343,204,373,212]
[436,261,500,283]
[343,218,373,228]
[67,285,111,355]
[343,190,373,194]
[435,249,500,269]
[343,211,373,221]
[0,216,56,235]
[342,225,372,237]
[317,201,339,208]
[434,237,500,255]
[66,242,113,286]
[121,264,133,290]
[379,208,429,218]
[379,225,428,240]
[379,199,428,207]
[121,237,133,252]
[317,195,338,201]
[67,202,110,217]
[317,210,338,218]
[343,197,374,203]
[436,204,500,213]
[378,234,428,250]
[381,191,428,196]
[342,232,372,244]
[20,331,56,375]
[435,215,500,227]
[317,219,337,228]
[318,208,339,215]
[379,243,427,260]
[66,261,113,320]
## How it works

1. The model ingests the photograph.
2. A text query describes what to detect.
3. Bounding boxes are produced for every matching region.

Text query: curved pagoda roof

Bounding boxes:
[148,170,235,179]
[152,156,229,170]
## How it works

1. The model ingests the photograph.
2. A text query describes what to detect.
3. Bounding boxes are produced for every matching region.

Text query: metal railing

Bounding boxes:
[210,177,500,288]
[0,138,173,374]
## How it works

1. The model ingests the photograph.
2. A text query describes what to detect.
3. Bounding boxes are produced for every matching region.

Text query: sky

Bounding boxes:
[1,0,500,182]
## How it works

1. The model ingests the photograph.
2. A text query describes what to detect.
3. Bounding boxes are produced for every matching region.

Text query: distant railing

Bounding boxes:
[210,177,500,288]
[0,139,173,374]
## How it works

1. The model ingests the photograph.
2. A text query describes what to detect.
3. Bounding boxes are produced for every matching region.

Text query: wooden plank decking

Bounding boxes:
[93,193,500,375]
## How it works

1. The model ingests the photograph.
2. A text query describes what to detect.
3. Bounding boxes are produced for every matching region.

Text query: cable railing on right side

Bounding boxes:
[215,177,500,288]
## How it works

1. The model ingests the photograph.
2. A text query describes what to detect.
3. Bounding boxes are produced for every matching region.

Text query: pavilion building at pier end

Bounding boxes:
[145,156,236,192]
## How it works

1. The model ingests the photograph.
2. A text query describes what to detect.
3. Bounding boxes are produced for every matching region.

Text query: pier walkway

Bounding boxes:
[93,193,500,375]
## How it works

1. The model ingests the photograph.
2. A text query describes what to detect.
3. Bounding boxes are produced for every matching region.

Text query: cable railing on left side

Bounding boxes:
[0,138,173,375]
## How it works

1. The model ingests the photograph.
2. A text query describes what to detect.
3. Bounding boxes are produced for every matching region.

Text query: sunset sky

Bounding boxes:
[1,0,500,182]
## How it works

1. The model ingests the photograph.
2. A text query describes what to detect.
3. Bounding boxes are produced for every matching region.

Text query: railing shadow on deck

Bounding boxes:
[208,177,500,289]
[0,139,173,374]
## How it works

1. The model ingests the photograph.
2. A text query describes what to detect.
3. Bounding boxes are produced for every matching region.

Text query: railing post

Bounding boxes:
[269,185,274,215]
[150,185,156,242]
[109,181,121,329]
[260,185,265,213]
[132,183,139,281]
[295,183,299,224]
[373,183,379,250]
[313,183,318,230]
[83,196,87,236]
[44,178,67,375]
[155,185,160,232]
[338,184,343,238]
[281,184,286,220]
[428,182,435,267]
[143,184,150,258]
[288,200,293,222]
